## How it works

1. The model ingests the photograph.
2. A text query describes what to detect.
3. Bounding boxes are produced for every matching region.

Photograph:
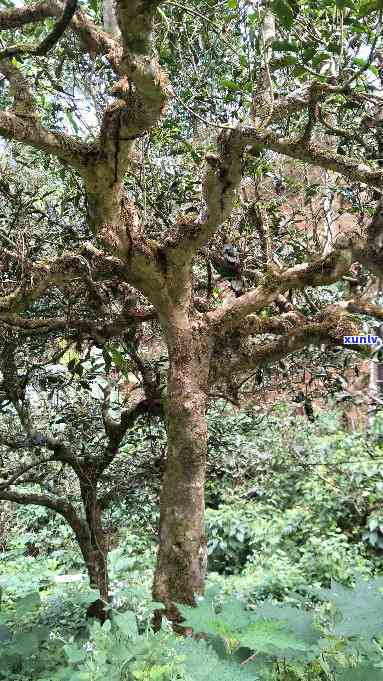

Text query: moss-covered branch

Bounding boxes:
[208,235,362,332]
[210,309,361,386]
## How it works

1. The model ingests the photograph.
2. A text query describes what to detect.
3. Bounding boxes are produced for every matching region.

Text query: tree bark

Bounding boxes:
[78,478,110,620]
[152,316,210,616]
[102,0,120,36]
[71,517,109,621]
[80,531,109,611]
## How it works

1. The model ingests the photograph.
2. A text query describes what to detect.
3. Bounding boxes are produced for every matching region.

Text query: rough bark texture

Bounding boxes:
[79,480,110,615]
[153,315,211,610]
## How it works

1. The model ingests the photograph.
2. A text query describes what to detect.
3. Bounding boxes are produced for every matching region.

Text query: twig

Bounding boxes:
[0,0,78,60]
[171,88,235,130]
[165,1,237,55]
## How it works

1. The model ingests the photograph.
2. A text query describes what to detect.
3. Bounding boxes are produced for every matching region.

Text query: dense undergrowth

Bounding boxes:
[2,406,383,680]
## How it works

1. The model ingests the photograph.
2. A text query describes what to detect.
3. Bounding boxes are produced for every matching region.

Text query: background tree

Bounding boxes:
[1,0,383,625]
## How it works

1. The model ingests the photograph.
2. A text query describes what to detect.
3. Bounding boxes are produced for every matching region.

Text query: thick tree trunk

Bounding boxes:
[152,319,210,616]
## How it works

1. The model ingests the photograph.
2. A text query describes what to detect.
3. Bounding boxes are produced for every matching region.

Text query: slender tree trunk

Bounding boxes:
[152,318,210,617]
[368,359,383,429]
[5,494,111,621]
[68,504,109,606]
[85,538,109,609]
[78,480,110,620]
[102,0,120,36]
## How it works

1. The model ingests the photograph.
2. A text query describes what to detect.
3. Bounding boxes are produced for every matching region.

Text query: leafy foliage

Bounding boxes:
[4,572,383,680]
[318,577,383,640]
[2,407,383,679]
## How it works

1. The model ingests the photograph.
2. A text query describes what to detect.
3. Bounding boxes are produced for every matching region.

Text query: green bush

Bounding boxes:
[3,576,380,681]
[205,506,254,574]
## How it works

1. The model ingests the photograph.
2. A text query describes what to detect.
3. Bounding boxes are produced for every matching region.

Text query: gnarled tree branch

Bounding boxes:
[208,233,363,332]
[211,308,361,387]
[241,126,383,190]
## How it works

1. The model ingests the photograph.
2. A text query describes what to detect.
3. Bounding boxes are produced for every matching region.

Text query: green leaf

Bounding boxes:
[358,0,382,16]
[336,0,355,8]
[311,52,331,66]
[353,57,378,75]
[173,637,259,681]
[336,665,383,680]
[302,47,316,62]
[113,611,138,638]
[64,643,87,665]
[243,603,321,661]
[13,631,40,656]
[102,347,112,372]
[272,39,299,52]
[271,0,298,28]
[0,625,12,643]
[65,110,79,134]
[102,618,111,633]
[327,42,342,55]
[318,577,383,640]
[110,348,127,370]
[274,55,299,68]
[178,594,251,640]
[14,591,41,612]
[238,618,312,657]
[220,79,239,90]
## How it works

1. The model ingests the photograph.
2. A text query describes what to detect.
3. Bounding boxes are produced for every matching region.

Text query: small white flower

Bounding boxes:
[113,597,124,608]
[83,640,95,652]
